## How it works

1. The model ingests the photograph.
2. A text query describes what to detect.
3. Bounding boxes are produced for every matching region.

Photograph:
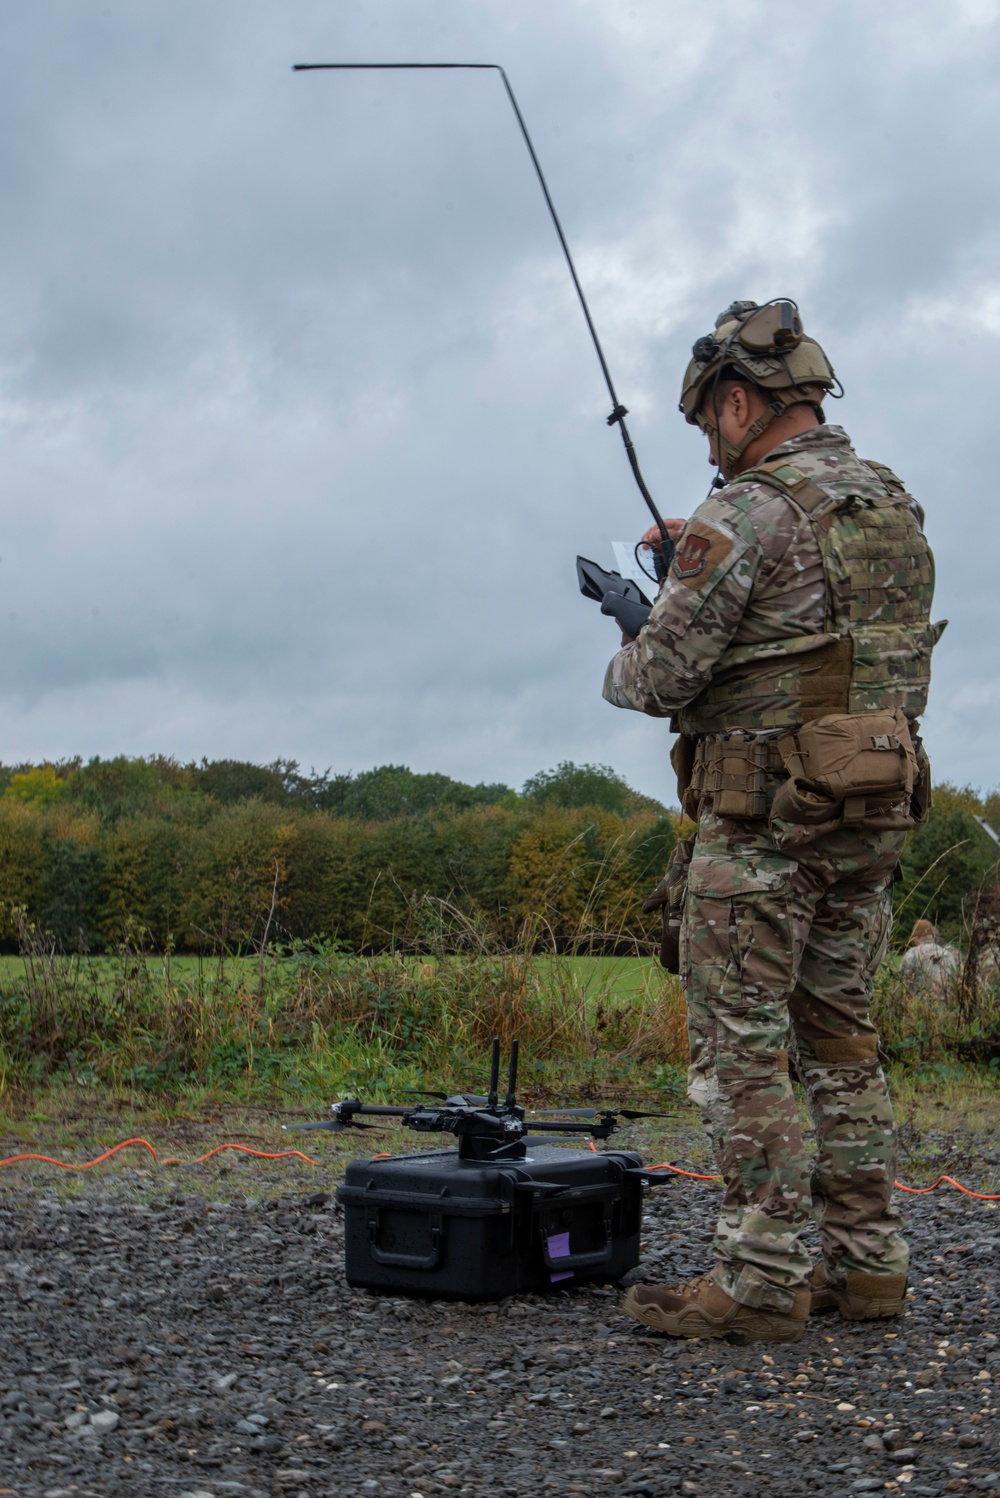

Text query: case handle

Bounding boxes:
[367,1212,443,1271]
[539,1215,614,1271]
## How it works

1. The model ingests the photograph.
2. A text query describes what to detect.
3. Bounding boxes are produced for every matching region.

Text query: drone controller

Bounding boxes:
[576,554,653,638]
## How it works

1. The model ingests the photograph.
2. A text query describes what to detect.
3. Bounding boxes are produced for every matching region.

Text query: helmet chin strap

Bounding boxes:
[699,391,802,480]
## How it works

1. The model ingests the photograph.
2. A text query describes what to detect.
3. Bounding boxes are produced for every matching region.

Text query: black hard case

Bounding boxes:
[337,1144,645,1299]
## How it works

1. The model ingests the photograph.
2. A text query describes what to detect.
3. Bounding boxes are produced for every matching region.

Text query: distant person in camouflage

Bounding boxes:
[603,300,945,1343]
[899,919,960,999]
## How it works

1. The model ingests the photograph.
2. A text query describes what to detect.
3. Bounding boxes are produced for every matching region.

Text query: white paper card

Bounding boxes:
[611,541,658,599]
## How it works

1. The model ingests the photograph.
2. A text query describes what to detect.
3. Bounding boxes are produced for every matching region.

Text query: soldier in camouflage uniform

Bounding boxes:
[899,919,959,999]
[603,300,944,1342]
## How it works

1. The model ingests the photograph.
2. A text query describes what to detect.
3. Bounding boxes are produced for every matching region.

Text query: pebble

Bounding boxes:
[89,1408,120,1433]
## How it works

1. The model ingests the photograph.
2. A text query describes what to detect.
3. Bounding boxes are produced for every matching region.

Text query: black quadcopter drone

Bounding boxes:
[286,1038,671,1163]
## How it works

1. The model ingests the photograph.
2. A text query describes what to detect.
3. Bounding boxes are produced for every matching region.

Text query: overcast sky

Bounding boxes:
[1,0,998,801]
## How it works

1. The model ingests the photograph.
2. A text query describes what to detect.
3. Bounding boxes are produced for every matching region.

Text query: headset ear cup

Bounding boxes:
[737,300,803,353]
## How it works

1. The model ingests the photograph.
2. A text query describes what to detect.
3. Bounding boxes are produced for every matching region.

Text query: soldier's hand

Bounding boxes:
[640,518,686,550]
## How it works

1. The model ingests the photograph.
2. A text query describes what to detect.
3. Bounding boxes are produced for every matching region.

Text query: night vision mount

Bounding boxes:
[286,1038,673,1165]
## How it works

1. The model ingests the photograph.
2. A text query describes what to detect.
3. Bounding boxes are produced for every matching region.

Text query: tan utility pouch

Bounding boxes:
[643,835,694,974]
[775,709,917,825]
[689,733,783,819]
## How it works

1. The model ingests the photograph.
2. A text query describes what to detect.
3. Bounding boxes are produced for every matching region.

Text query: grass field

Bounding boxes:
[0,943,996,1206]
[0,945,688,1106]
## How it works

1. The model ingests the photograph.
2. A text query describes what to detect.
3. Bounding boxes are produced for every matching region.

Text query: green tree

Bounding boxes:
[39,824,104,950]
[0,801,48,942]
[332,765,510,821]
[66,756,190,824]
[522,761,663,816]
[4,764,68,809]
[895,807,998,941]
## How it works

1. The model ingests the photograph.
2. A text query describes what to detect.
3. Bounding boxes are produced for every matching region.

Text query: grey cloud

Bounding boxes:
[0,0,997,798]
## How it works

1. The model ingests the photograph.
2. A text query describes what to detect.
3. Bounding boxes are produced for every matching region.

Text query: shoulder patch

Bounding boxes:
[672,520,734,587]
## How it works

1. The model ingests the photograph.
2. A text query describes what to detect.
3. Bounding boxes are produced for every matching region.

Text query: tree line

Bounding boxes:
[0,757,674,953]
[0,754,994,955]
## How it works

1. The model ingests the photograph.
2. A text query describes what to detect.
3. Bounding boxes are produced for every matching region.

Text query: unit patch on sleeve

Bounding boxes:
[671,520,735,587]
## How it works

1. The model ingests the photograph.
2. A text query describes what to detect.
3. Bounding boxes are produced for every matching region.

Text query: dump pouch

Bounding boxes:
[775,708,917,825]
[643,835,694,974]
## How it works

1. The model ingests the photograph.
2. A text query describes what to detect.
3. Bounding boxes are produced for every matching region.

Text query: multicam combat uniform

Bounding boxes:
[604,424,942,1315]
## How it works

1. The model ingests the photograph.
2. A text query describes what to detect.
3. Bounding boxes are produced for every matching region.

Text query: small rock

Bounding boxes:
[250,1434,283,1454]
[851,1482,884,1494]
[64,1412,87,1430]
[89,1410,120,1434]
[600,1405,617,1418]
[212,1372,238,1393]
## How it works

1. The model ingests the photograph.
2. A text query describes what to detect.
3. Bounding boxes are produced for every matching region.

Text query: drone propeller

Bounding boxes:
[283,1119,383,1133]
[531,1105,675,1122]
[402,1089,449,1100]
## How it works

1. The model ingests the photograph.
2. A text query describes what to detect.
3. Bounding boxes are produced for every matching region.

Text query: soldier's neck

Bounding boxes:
[735,404,821,474]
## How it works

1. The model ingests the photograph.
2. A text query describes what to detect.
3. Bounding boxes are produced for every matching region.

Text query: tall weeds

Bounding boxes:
[0,889,689,1098]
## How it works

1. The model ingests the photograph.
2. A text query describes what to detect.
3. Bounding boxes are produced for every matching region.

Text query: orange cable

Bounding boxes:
[0,1137,319,1171]
[0,1137,997,1200]
[647,1161,722,1182]
[892,1173,1000,1201]
[646,1161,1000,1200]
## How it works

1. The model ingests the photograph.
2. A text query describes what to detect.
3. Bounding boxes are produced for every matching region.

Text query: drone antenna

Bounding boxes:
[487,1036,501,1108]
[292,60,670,554]
[505,1038,520,1108]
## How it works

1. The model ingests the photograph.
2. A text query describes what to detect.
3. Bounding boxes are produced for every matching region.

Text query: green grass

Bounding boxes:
[0,935,996,1216]
[0,943,688,1105]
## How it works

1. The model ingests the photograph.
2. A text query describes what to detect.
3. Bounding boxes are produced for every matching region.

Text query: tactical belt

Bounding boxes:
[689,733,786,820]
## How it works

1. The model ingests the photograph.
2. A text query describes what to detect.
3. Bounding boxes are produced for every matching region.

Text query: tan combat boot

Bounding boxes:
[621,1270,809,1344]
[808,1262,907,1319]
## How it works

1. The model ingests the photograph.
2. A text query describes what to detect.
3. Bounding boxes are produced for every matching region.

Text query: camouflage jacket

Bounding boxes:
[602,425,936,733]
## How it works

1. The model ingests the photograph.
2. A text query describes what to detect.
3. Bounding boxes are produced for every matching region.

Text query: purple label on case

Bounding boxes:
[547,1231,573,1282]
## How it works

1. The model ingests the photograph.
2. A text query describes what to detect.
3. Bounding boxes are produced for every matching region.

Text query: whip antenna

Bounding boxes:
[293,61,669,551]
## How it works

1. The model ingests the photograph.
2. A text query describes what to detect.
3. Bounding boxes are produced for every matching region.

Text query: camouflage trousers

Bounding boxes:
[681,806,909,1314]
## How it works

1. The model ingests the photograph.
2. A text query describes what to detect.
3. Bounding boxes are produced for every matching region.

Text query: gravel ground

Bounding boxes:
[0,1156,997,1498]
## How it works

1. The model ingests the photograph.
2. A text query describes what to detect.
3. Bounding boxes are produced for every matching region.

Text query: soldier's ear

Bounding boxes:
[726,383,753,432]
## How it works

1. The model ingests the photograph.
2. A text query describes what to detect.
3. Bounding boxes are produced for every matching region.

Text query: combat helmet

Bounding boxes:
[679,299,838,477]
